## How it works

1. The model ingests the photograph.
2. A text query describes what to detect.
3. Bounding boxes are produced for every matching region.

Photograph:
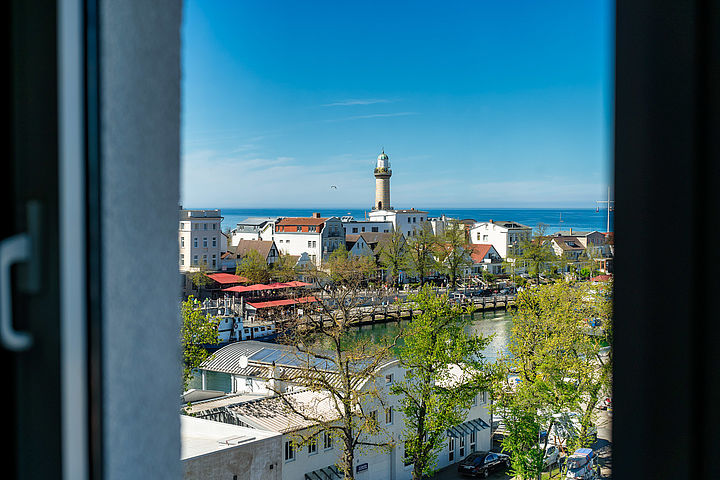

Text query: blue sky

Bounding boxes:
[181,0,613,209]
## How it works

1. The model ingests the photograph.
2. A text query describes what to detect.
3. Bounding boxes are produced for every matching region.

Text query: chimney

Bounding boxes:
[570,227,573,235]
[312,212,321,218]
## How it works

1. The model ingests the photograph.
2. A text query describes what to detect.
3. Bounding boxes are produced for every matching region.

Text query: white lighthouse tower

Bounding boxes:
[373,150,392,210]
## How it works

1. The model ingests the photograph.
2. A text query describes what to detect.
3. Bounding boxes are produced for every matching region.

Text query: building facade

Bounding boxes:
[179,209,224,272]
[469,220,532,259]
[274,214,345,267]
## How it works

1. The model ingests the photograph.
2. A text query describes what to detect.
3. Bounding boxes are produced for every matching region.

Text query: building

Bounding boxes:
[221,239,280,271]
[469,220,532,259]
[274,214,344,267]
[373,150,392,211]
[179,209,224,272]
[181,415,281,480]
[367,208,430,238]
[342,218,393,236]
[467,244,504,275]
[230,217,281,245]
[188,341,492,480]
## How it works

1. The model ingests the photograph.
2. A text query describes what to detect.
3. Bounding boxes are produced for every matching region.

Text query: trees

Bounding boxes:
[181,296,220,390]
[377,229,409,288]
[490,282,611,479]
[271,252,300,282]
[436,220,473,290]
[273,249,398,479]
[406,223,438,286]
[506,224,556,285]
[235,249,271,284]
[391,286,489,479]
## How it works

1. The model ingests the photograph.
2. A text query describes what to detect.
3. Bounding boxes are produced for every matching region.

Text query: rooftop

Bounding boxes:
[180,415,279,460]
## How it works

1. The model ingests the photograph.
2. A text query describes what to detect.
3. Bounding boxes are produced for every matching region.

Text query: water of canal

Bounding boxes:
[189,309,513,393]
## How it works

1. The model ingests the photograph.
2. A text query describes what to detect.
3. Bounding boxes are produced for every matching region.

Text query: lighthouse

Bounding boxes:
[373,150,392,210]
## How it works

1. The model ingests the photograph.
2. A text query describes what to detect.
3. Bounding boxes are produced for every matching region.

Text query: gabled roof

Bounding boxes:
[228,240,276,260]
[467,244,498,264]
[551,236,586,251]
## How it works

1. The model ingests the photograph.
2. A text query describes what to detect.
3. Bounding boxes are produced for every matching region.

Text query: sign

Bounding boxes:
[356,463,368,473]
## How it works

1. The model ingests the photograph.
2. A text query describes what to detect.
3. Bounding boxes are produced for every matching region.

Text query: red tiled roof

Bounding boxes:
[206,273,249,284]
[590,274,613,282]
[468,244,494,264]
[276,217,327,226]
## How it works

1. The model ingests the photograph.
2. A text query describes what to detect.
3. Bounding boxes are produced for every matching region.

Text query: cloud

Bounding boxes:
[321,99,393,107]
[325,112,419,123]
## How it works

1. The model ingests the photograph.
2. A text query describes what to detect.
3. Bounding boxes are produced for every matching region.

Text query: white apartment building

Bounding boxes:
[274,214,344,267]
[469,220,532,259]
[189,341,492,480]
[367,208,429,238]
[230,217,281,245]
[179,209,224,272]
[342,219,393,236]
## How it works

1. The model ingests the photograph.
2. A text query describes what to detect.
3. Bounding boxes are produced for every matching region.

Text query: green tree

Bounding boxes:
[273,249,397,480]
[406,223,438,286]
[491,282,611,479]
[377,229,409,288]
[436,221,473,290]
[188,260,212,294]
[271,252,299,282]
[392,286,490,479]
[506,224,556,285]
[181,296,220,390]
[235,249,271,284]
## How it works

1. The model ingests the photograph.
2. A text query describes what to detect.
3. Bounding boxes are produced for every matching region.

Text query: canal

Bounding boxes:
[188,309,513,393]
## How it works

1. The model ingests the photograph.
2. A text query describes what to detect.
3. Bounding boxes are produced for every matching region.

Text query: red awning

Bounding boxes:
[206,273,249,284]
[247,296,318,309]
[222,281,312,293]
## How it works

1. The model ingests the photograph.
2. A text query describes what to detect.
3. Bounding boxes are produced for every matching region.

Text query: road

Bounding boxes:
[430,409,613,480]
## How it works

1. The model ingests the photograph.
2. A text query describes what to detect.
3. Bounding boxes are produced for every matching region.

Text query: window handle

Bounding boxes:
[0,233,34,351]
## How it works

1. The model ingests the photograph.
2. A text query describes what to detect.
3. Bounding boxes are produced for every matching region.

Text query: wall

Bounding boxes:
[101,1,182,478]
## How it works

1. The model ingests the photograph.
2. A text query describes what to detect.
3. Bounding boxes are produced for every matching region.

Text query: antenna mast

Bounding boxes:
[595,186,615,233]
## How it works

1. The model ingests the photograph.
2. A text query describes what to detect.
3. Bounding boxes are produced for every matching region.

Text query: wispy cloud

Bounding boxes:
[325,112,419,122]
[321,98,393,107]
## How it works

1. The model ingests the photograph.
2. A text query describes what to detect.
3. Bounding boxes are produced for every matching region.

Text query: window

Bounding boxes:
[403,443,413,467]
[193,237,198,248]
[203,237,208,247]
[413,217,416,223]
[308,241,312,248]
[470,431,476,453]
[308,436,317,455]
[385,406,393,425]
[180,236,185,247]
[459,435,465,457]
[361,227,365,232]
[180,254,184,266]
[448,437,455,462]
[385,373,394,385]
[370,410,378,426]
[212,223,216,230]
[323,431,333,450]
[193,255,198,266]
[203,223,208,230]
[372,227,378,232]
[211,254,216,267]
[297,226,302,232]
[352,227,358,233]
[284,441,295,461]
[212,237,217,247]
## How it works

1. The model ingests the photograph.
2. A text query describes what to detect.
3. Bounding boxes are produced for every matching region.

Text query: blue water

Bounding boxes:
[208,207,613,235]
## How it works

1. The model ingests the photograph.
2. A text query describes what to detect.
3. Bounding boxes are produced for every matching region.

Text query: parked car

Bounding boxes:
[457,451,511,478]
[564,448,600,479]
[541,443,561,469]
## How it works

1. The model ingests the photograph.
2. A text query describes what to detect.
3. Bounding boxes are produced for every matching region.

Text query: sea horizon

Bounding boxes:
[183,206,614,235]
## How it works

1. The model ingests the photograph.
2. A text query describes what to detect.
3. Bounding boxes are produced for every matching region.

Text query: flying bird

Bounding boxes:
[330,185,337,190]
